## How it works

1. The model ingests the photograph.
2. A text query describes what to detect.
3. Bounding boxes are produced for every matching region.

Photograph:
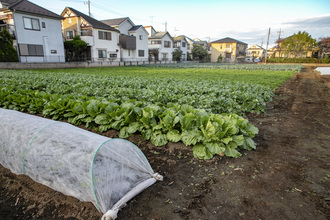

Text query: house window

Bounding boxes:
[162,53,168,60]
[139,35,143,40]
[68,18,72,24]
[66,30,74,40]
[138,50,144,57]
[225,53,231,58]
[41,22,46,28]
[98,31,112,40]
[187,44,190,50]
[151,40,161,44]
[23,17,40,31]
[164,41,171,48]
[19,44,44,56]
[128,50,130,56]
[98,50,107,58]
[182,42,186,47]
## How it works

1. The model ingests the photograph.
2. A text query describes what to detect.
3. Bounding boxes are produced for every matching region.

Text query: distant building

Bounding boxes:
[247,44,266,59]
[144,26,174,61]
[173,36,188,61]
[0,0,65,62]
[210,37,247,63]
[101,17,149,62]
[61,7,120,62]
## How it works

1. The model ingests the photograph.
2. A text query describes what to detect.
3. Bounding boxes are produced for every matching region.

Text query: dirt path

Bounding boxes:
[1,67,329,220]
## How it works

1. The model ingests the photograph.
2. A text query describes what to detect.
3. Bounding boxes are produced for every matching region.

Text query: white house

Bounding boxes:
[61,7,121,62]
[144,26,174,61]
[0,0,65,62]
[101,17,149,62]
[173,36,188,61]
[247,44,266,59]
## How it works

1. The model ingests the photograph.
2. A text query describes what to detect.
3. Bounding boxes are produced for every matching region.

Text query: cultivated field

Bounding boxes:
[0,64,329,219]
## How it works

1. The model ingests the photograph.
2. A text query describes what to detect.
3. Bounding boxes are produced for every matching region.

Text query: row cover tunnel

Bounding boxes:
[0,108,162,219]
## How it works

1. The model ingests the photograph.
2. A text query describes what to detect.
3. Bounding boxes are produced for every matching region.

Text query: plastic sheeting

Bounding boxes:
[0,108,162,219]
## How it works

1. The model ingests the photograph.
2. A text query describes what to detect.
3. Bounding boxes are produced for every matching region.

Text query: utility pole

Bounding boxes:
[277,28,282,57]
[84,0,91,16]
[261,38,263,47]
[265,27,270,64]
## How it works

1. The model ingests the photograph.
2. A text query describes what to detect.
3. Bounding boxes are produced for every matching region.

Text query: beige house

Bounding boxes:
[247,44,265,59]
[210,37,247,63]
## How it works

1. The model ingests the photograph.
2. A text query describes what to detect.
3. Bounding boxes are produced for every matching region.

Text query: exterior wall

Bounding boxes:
[144,26,156,37]
[91,28,120,62]
[211,43,236,62]
[118,20,133,35]
[211,42,247,62]
[61,14,80,39]
[159,34,173,61]
[13,12,65,63]
[130,27,148,61]
[174,39,188,61]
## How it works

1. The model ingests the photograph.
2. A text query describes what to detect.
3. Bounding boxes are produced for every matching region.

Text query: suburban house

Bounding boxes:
[210,37,247,63]
[61,7,120,62]
[0,0,65,62]
[177,36,207,54]
[247,44,266,59]
[144,26,174,61]
[272,36,314,58]
[173,36,188,61]
[101,17,148,62]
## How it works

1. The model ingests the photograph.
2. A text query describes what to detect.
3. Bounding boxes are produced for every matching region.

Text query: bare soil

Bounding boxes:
[1,67,329,220]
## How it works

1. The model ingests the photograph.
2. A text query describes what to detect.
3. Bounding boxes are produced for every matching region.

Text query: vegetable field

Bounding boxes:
[0,64,300,159]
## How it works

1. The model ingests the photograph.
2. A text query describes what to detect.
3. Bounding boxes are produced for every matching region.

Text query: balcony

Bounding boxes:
[225,48,232,53]
[148,44,161,50]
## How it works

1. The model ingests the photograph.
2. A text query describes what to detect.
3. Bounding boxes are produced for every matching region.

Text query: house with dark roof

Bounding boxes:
[210,37,247,63]
[0,0,65,62]
[144,26,174,61]
[173,36,188,61]
[61,7,120,62]
[101,17,149,62]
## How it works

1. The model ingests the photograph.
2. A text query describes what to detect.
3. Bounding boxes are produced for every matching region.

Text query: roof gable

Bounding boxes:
[62,7,119,32]
[5,0,63,19]
[211,37,247,45]
[101,17,134,27]
[150,31,173,41]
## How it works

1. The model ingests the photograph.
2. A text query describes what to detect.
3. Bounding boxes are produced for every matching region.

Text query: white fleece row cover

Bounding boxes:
[0,108,162,219]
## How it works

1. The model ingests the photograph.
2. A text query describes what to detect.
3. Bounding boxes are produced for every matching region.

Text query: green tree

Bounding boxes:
[64,36,88,61]
[217,54,223,63]
[0,29,18,62]
[173,48,183,61]
[281,31,317,58]
[192,44,208,61]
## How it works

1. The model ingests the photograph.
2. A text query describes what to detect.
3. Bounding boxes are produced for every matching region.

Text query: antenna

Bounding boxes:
[150,16,155,24]
[173,27,179,37]
[84,0,91,16]
[163,20,167,32]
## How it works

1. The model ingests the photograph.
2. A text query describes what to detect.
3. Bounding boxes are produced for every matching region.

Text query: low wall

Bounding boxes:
[0,60,178,69]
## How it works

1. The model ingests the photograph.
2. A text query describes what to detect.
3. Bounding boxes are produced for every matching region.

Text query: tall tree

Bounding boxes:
[64,36,88,61]
[0,29,18,62]
[173,48,183,61]
[281,31,317,58]
[192,44,208,61]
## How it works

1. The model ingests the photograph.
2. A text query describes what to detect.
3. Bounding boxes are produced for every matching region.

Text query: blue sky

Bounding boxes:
[30,0,330,47]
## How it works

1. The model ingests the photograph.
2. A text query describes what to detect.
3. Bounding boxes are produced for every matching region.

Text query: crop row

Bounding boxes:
[0,86,258,159]
[0,70,274,115]
[141,63,304,72]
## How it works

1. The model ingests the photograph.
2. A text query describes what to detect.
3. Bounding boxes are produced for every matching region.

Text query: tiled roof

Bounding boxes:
[128,25,142,32]
[150,32,167,39]
[211,37,247,45]
[101,17,128,26]
[5,0,63,19]
[68,7,119,32]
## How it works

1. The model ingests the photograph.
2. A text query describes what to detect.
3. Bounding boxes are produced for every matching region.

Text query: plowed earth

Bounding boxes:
[1,66,329,220]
